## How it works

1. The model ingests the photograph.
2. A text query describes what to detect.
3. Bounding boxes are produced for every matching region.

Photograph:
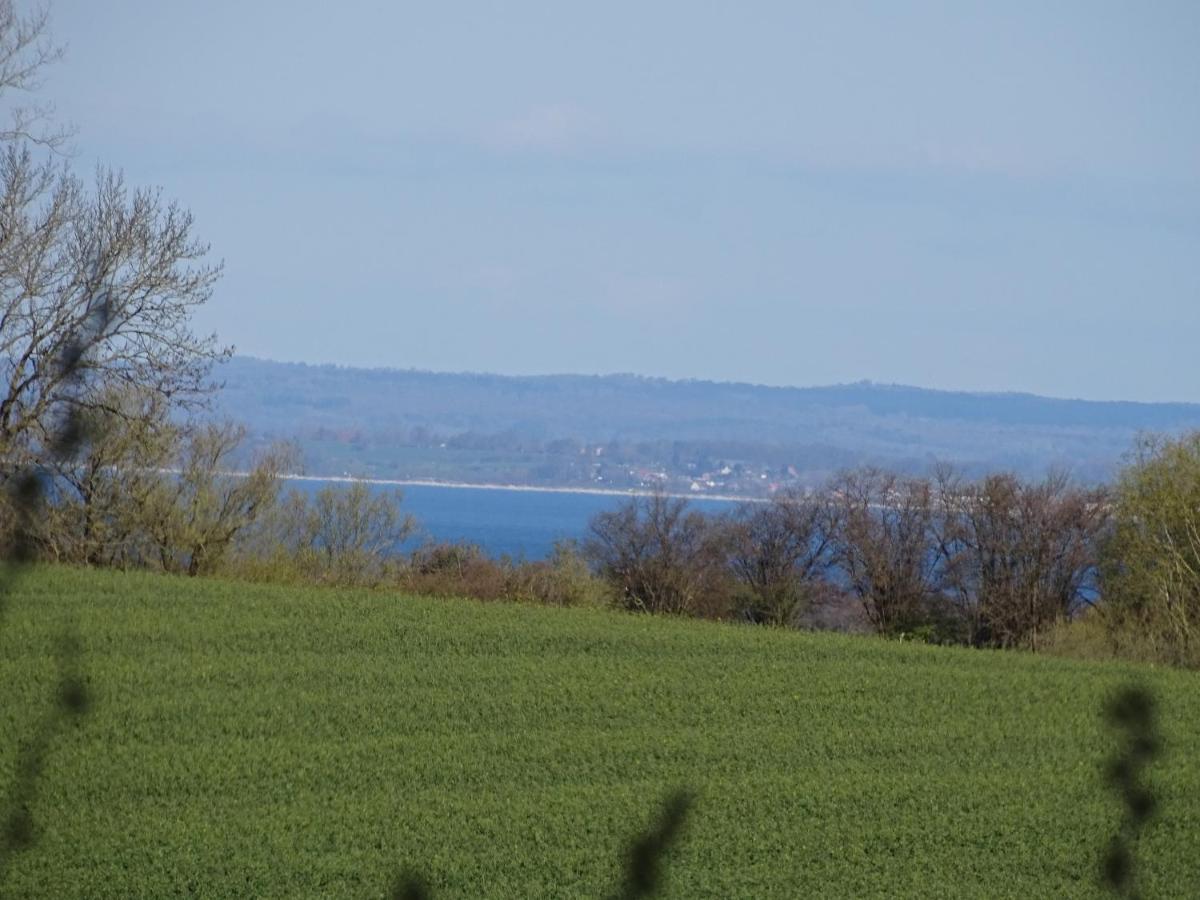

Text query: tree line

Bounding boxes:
[585,444,1197,667]
[0,0,1194,673]
[595,436,1200,672]
[6,413,1196,669]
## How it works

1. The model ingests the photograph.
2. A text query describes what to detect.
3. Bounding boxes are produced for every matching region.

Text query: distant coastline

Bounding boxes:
[219,357,1200,496]
[279,472,756,504]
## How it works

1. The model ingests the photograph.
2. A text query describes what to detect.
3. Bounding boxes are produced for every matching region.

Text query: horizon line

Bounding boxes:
[223,354,1200,409]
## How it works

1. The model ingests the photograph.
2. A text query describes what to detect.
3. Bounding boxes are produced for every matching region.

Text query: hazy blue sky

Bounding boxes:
[44,1,1200,401]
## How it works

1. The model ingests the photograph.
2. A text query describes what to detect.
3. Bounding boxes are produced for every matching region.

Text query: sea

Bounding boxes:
[285,479,741,560]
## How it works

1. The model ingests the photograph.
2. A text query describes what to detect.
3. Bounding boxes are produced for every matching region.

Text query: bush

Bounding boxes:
[402,541,509,600]
[399,541,610,608]
[1101,432,1200,667]
[0,391,292,577]
[585,491,732,618]
[518,541,611,608]
[1039,612,1122,663]
[231,483,414,587]
[723,490,835,626]
[825,468,941,635]
[933,469,1109,649]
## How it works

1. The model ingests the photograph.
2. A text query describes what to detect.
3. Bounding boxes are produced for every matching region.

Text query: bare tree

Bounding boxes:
[0,165,227,468]
[302,481,414,576]
[0,3,227,477]
[724,488,836,625]
[586,491,729,617]
[30,382,177,566]
[0,2,69,150]
[934,469,1108,649]
[143,423,293,577]
[827,468,940,635]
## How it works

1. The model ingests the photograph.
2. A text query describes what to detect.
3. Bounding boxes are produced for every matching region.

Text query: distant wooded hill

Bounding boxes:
[212,357,1200,494]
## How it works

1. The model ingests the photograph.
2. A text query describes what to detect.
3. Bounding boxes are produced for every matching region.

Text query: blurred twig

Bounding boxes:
[0,288,107,888]
[388,870,431,900]
[1101,685,1162,899]
[610,790,694,900]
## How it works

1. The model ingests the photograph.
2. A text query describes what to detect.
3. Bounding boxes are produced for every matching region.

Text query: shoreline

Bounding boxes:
[278,472,760,504]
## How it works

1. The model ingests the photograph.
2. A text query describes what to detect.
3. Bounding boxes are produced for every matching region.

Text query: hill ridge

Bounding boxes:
[212,357,1200,490]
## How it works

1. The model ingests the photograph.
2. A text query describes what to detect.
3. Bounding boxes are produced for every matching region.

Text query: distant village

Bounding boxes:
[581,443,804,497]
[277,428,821,499]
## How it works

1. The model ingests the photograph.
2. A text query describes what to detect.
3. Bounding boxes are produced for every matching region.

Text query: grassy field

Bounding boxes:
[1,567,1197,898]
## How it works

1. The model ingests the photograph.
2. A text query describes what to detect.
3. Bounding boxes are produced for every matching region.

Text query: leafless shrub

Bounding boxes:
[724,488,836,626]
[935,468,1109,648]
[402,540,509,599]
[826,468,941,636]
[586,491,731,618]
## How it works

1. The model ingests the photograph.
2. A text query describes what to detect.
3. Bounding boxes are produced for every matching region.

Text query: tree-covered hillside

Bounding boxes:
[213,357,1200,493]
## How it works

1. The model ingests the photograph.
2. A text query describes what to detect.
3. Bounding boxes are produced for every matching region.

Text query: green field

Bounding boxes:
[1,567,1197,898]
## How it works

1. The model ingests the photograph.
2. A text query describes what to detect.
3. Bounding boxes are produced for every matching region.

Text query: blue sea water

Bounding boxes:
[287,480,738,559]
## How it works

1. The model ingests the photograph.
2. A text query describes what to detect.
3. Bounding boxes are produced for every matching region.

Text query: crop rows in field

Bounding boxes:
[1,566,1197,897]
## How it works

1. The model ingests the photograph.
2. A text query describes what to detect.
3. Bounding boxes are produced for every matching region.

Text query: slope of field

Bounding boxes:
[1,567,1197,898]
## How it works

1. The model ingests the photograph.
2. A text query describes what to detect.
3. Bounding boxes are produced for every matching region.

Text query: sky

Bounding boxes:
[38,1,1200,402]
